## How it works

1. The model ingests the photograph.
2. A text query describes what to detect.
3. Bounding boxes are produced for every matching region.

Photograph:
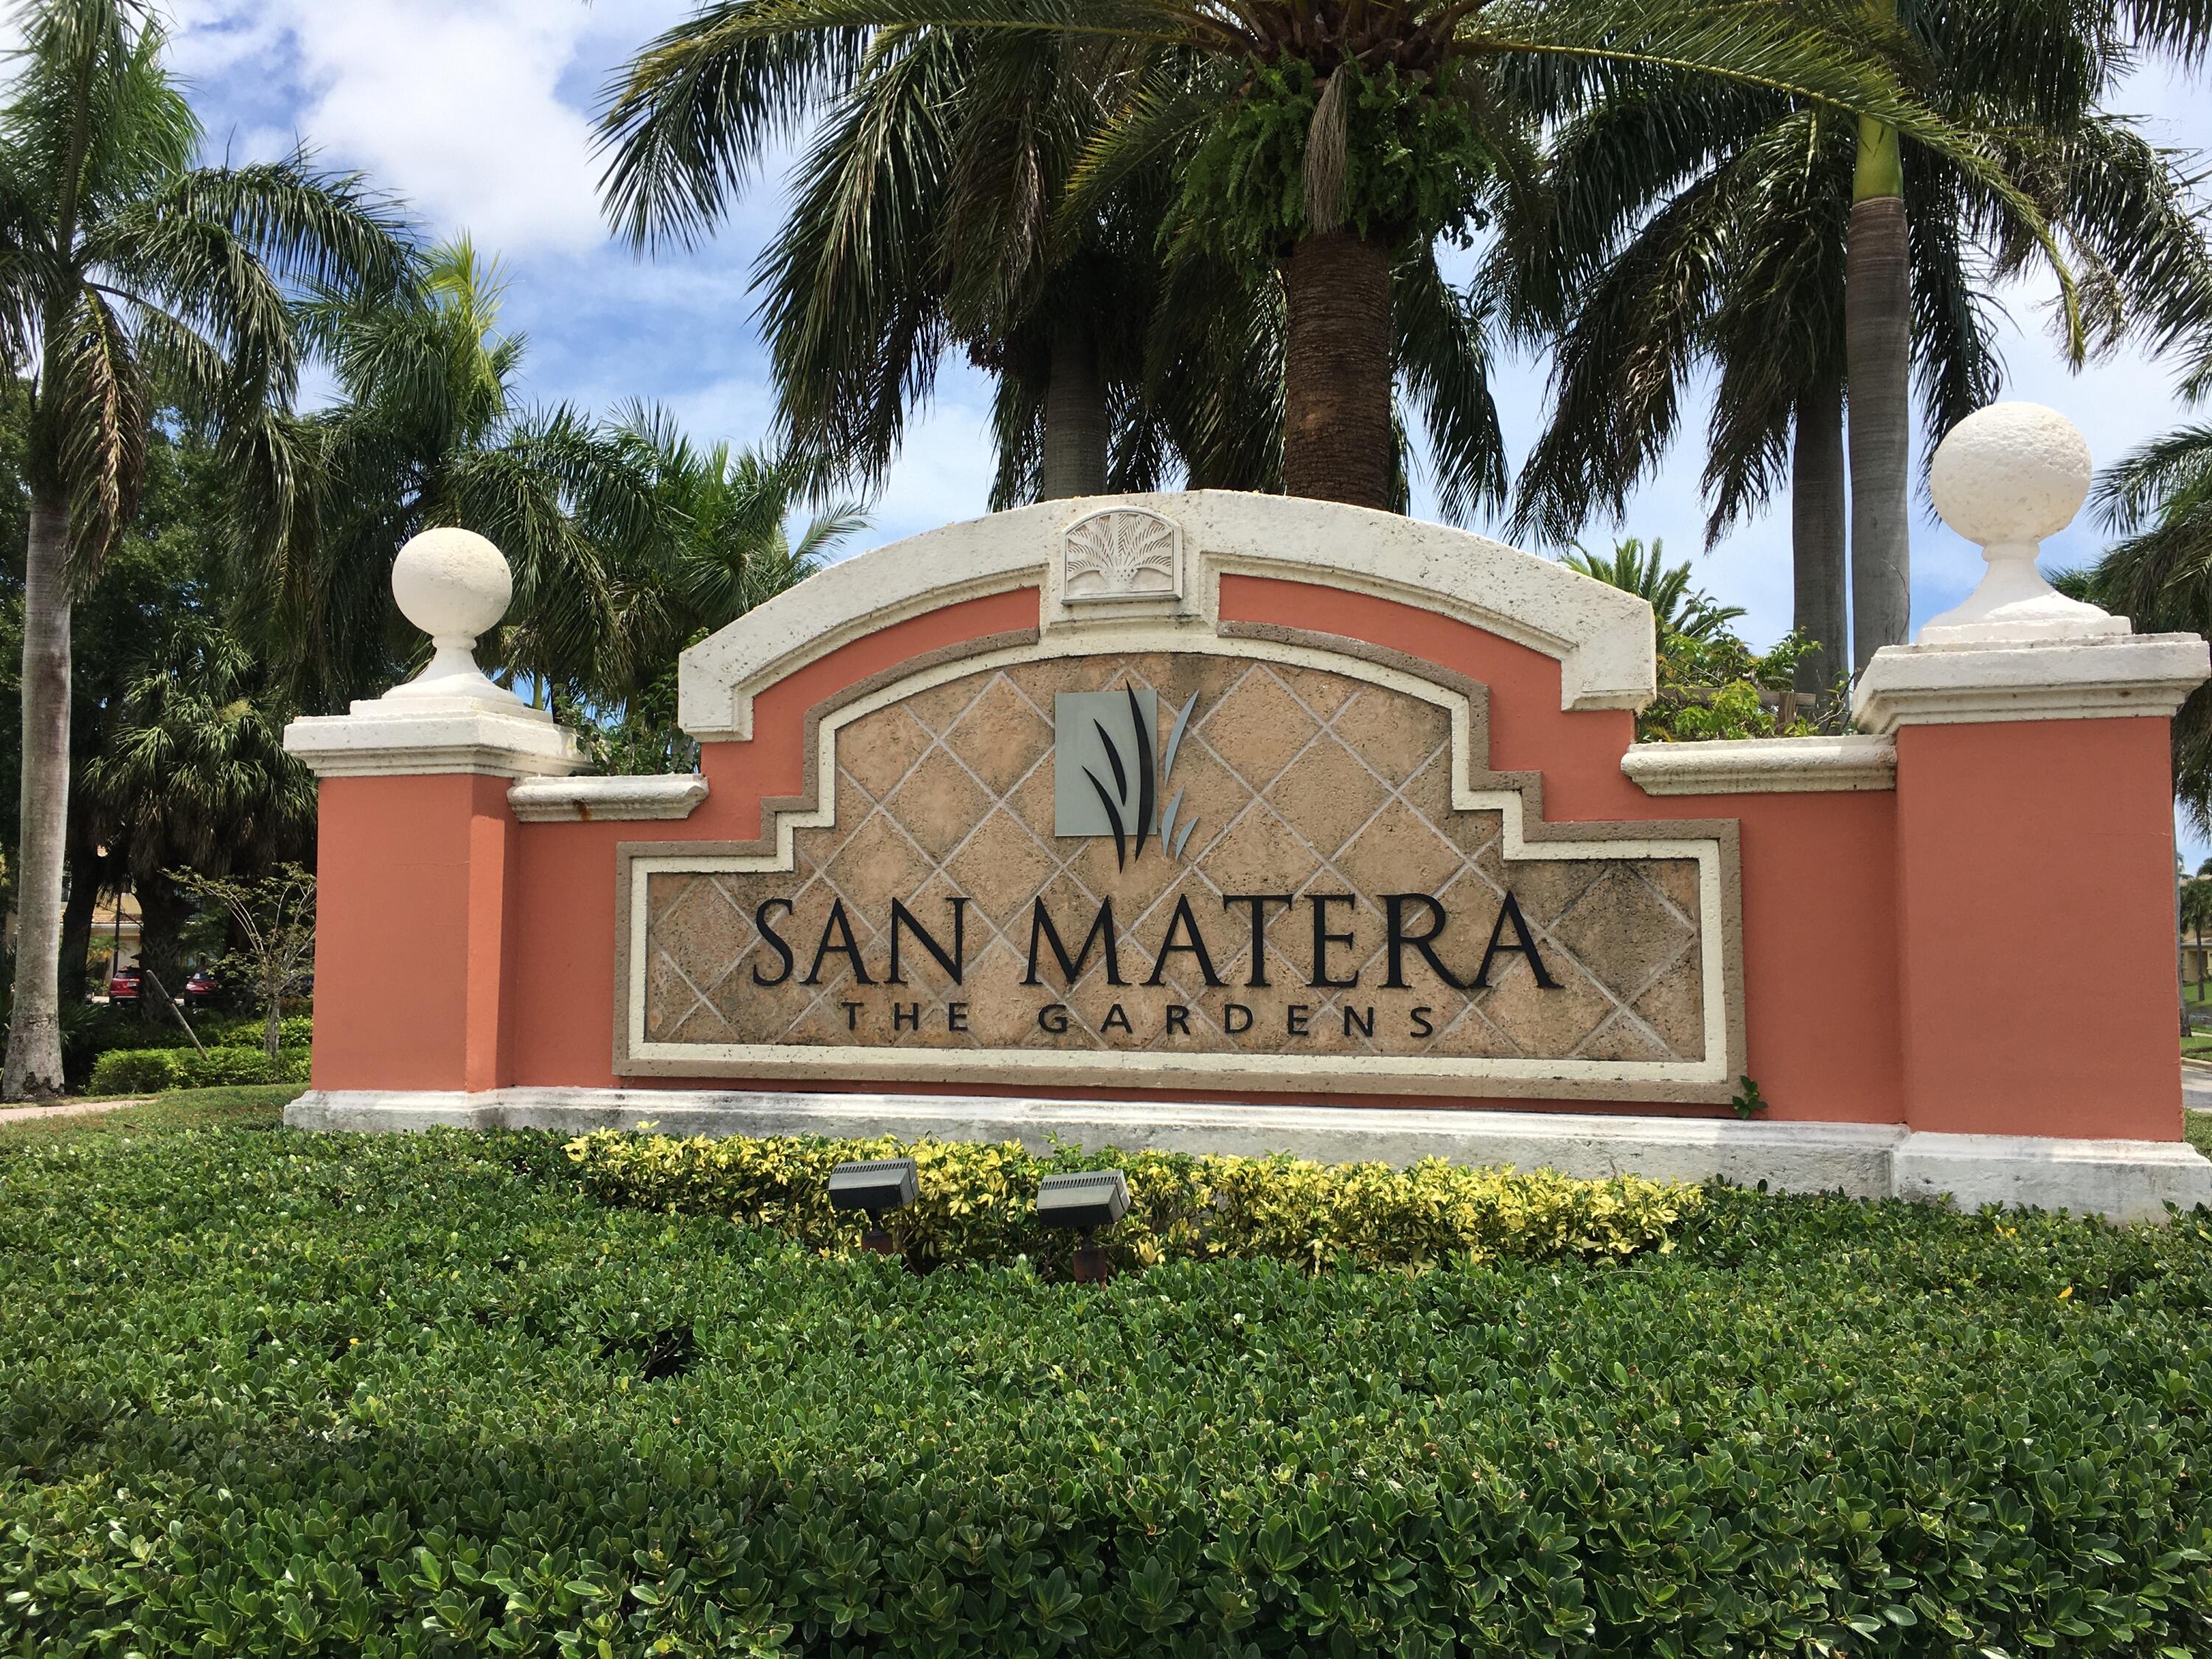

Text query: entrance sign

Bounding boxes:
[285,408,2212,1219]
[618,647,1742,1100]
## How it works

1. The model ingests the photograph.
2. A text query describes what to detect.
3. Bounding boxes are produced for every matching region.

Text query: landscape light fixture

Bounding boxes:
[1036,1169,1130,1284]
[829,1157,919,1256]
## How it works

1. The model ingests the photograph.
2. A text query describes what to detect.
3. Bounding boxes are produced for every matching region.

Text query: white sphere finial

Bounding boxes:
[386,527,526,706]
[1930,401,2091,549]
[393,526,512,642]
[1918,401,2124,646]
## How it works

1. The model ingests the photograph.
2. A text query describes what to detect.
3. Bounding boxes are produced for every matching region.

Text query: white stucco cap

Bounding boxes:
[282,527,587,779]
[1853,632,2209,733]
[677,490,1658,740]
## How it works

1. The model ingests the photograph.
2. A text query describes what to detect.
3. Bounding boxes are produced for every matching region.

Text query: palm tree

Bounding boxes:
[604,17,1503,516]
[1838,0,2212,660]
[1562,537,1745,641]
[2079,396,2212,825]
[596,0,1989,516]
[79,610,314,1026]
[0,0,408,1098]
[2183,872,2212,1004]
[241,240,678,716]
[729,27,1153,501]
[589,413,866,773]
[612,404,866,674]
[1504,72,2211,686]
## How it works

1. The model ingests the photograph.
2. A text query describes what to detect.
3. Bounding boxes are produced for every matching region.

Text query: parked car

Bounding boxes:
[107,964,142,1004]
[183,970,219,1009]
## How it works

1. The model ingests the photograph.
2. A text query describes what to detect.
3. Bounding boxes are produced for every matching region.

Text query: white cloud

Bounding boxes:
[163,0,695,255]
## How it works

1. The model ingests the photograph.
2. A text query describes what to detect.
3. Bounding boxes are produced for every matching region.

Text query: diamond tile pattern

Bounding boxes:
[643,655,1706,1060]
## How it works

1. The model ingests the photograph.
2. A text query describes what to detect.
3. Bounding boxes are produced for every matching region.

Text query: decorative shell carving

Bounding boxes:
[1062,507,1182,602]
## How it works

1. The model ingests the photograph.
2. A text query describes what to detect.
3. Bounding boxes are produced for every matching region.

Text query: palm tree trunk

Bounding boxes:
[1281,229,1394,511]
[1792,381,1849,698]
[59,851,100,1003]
[1037,317,1108,501]
[1845,116,1911,671]
[133,872,191,1036]
[4,498,74,1099]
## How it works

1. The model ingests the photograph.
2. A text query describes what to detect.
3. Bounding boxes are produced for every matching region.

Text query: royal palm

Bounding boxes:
[0,0,407,1097]
[1506,67,2210,683]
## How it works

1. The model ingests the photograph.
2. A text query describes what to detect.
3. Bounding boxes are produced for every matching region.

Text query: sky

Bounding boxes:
[12,3,2212,847]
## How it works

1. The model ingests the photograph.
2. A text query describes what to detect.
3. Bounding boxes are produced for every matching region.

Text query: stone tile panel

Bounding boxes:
[641,653,1714,1064]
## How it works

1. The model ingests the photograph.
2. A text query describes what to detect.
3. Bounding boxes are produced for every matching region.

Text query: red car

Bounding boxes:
[183,970,219,1008]
[108,964,142,1004]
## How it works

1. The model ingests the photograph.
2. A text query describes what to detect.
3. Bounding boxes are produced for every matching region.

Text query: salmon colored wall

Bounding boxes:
[313,773,517,1093]
[310,575,2180,1141]
[1894,717,2181,1141]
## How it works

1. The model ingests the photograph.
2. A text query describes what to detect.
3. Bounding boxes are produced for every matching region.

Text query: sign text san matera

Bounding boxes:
[286,408,2212,1218]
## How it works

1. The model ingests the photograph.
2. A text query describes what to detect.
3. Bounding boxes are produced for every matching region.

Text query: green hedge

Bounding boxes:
[85,1011,313,1054]
[86,1043,310,1096]
[2,1124,2210,1656]
[569,1130,1700,1271]
[202,1012,314,1051]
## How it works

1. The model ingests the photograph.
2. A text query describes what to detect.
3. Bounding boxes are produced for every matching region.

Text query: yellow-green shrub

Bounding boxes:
[565,1128,1700,1271]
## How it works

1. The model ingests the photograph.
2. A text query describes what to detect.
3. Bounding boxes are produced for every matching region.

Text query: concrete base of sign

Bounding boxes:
[285,1089,2212,1221]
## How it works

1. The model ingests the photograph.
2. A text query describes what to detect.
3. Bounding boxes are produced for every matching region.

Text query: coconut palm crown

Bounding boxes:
[598,0,2032,518]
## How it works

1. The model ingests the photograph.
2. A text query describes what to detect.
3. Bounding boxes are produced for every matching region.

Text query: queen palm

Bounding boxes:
[731,24,1178,501]
[0,0,408,1098]
[599,0,2031,515]
[608,21,1391,512]
[1504,60,2211,684]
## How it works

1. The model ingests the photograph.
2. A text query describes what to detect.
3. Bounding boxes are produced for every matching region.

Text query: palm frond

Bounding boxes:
[1509,169,1733,546]
[595,4,875,251]
[48,281,147,580]
[1391,243,1503,526]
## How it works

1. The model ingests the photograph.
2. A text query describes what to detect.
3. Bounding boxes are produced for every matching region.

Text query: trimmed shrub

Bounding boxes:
[202,1012,313,1051]
[86,1043,310,1096]
[567,1130,1704,1271]
[1,1125,2209,1656]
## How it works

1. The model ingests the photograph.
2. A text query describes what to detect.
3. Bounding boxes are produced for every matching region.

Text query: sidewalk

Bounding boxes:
[2183,1057,2212,1114]
[0,1097,146,1125]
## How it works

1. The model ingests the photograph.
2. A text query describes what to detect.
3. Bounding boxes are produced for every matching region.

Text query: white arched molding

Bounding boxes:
[676,492,1657,741]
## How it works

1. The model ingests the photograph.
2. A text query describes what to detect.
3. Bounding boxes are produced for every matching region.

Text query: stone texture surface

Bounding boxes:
[643,655,1708,1062]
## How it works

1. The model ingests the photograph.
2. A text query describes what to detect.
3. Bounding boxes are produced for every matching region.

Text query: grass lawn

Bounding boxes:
[0,1082,301,1148]
[2,1104,2210,1655]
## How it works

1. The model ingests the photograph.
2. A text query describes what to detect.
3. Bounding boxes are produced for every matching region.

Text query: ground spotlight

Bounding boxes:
[829,1157,919,1256]
[1037,1169,1129,1283]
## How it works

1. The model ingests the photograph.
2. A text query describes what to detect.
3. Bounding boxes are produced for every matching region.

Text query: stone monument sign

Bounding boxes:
[284,406,2212,1219]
